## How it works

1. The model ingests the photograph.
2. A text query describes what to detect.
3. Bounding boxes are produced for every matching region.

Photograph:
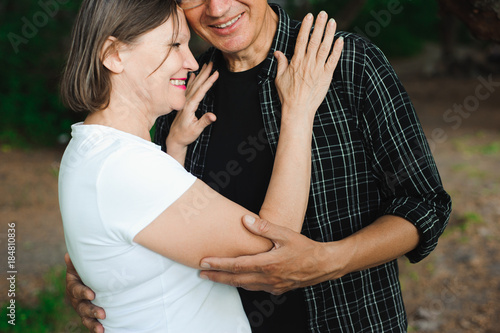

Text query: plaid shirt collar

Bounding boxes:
[258,4,296,81]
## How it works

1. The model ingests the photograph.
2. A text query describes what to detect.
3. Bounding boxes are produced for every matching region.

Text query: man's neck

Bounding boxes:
[222,6,278,72]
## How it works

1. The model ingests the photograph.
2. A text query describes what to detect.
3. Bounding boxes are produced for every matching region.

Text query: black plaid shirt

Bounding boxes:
[155,4,451,332]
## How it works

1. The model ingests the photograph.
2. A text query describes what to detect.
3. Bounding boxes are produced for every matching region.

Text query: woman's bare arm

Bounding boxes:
[134,12,344,269]
[66,13,343,331]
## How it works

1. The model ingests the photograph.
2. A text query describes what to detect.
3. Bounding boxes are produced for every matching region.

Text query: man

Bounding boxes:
[66,1,451,332]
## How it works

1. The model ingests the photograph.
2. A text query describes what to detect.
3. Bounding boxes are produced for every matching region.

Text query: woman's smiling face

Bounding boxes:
[122,9,199,115]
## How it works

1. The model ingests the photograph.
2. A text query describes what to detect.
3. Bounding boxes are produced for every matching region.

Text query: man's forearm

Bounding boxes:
[323,215,421,280]
[198,215,421,294]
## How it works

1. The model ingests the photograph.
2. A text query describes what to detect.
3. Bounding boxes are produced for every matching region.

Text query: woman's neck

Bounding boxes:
[84,92,154,142]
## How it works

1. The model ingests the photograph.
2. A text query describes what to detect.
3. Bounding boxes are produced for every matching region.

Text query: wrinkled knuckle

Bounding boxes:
[318,48,329,58]
[75,301,85,316]
[228,278,242,288]
[81,317,92,329]
[288,62,299,73]
[297,36,307,44]
[232,262,245,274]
[308,40,320,48]
[271,276,285,287]
[259,219,271,233]
[68,284,79,300]
[76,301,92,317]
[261,263,275,275]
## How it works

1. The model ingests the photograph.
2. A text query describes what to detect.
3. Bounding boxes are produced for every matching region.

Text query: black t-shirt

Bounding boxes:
[201,58,308,333]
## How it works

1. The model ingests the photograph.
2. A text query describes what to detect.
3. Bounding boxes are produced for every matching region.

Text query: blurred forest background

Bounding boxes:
[1,0,499,332]
[1,0,498,147]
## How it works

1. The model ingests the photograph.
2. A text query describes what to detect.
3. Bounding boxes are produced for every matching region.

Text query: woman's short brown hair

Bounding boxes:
[60,0,179,113]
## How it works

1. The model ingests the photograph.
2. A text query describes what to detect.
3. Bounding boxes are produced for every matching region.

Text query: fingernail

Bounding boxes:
[306,13,313,20]
[243,215,255,225]
[94,312,98,318]
[338,36,344,42]
[320,11,327,17]
[329,18,335,26]
[200,274,209,280]
[200,262,211,269]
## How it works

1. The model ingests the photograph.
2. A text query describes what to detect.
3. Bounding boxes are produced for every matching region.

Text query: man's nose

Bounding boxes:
[205,0,231,18]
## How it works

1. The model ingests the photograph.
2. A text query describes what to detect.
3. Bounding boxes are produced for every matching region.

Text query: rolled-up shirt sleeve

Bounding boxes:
[357,39,452,263]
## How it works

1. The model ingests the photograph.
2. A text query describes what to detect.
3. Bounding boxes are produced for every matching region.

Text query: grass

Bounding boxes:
[452,134,500,156]
[451,163,488,180]
[477,142,500,155]
[458,212,483,229]
[0,266,86,332]
[442,211,484,240]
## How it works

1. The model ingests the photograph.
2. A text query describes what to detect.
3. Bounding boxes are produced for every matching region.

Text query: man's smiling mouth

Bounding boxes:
[211,13,243,29]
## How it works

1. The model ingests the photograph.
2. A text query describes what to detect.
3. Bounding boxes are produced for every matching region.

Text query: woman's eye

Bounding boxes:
[172,43,181,48]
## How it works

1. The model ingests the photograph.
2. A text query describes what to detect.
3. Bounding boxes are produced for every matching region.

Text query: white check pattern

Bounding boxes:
[155,4,451,332]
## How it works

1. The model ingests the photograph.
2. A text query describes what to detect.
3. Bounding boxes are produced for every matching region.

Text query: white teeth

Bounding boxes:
[214,14,242,28]
[170,80,185,86]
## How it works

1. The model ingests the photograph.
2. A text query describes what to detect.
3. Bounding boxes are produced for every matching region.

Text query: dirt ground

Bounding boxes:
[393,74,500,332]
[0,54,499,332]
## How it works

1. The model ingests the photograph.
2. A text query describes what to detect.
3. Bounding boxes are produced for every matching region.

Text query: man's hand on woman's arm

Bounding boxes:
[65,253,106,333]
[199,215,420,295]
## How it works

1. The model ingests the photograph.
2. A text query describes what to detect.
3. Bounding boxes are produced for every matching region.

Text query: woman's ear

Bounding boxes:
[101,36,125,74]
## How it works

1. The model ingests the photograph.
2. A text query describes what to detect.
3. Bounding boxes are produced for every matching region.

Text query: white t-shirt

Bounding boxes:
[59,123,251,333]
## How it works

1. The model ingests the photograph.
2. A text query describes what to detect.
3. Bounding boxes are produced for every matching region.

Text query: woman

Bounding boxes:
[59,0,343,331]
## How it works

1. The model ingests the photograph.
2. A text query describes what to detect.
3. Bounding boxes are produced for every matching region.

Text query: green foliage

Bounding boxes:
[1,0,83,147]
[309,0,441,57]
[1,0,443,146]
[0,266,85,332]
